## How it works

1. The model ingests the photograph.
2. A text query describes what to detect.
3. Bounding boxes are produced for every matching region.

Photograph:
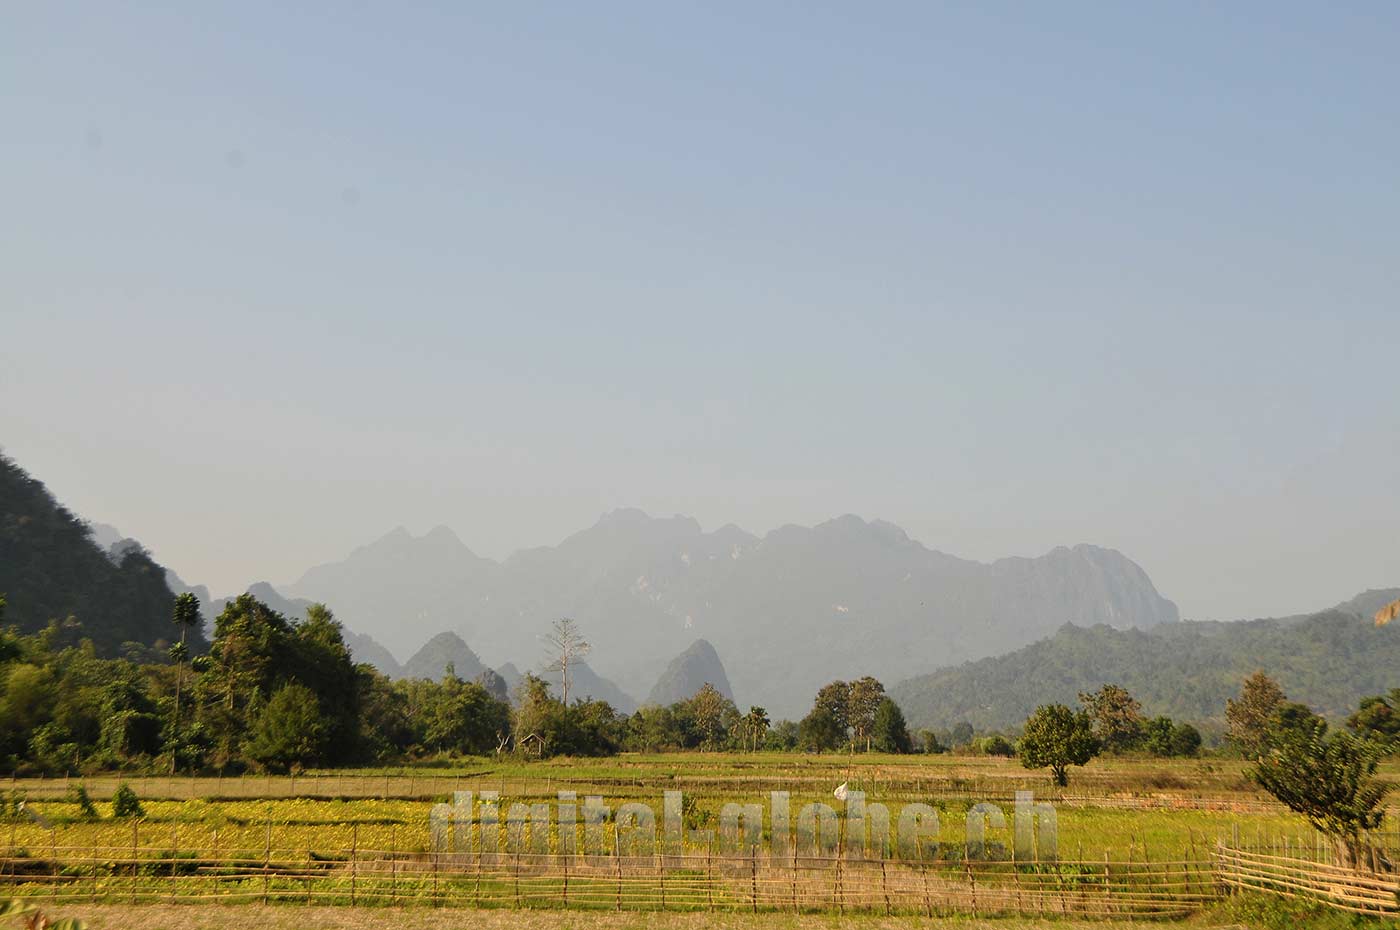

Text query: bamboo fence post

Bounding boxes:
[881,858,890,916]
[835,853,844,915]
[614,830,623,911]
[130,819,139,904]
[791,849,799,914]
[169,822,178,903]
[262,819,271,905]
[707,839,714,911]
[750,849,758,913]
[350,822,358,906]
[432,840,440,907]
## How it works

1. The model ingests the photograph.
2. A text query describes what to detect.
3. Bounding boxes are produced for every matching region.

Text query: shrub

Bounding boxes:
[111,782,144,819]
[66,786,98,821]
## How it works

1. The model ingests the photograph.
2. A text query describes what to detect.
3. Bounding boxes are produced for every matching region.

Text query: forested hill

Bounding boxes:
[0,454,198,654]
[889,598,1400,734]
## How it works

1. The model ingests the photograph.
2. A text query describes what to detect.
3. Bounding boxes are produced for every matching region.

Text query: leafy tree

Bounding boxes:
[688,683,735,750]
[951,721,974,748]
[847,676,886,751]
[420,668,510,755]
[764,719,800,751]
[1018,704,1099,787]
[1250,709,1390,866]
[977,735,1015,757]
[918,729,945,754]
[798,706,844,752]
[871,697,912,753]
[1078,684,1145,752]
[243,682,327,772]
[1346,689,1400,753]
[1170,722,1202,757]
[1226,671,1286,759]
[812,681,851,739]
[626,705,682,752]
[1143,715,1203,757]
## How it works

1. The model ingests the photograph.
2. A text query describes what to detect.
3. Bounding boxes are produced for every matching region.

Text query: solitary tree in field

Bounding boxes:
[1226,672,1286,759]
[542,618,590,705]
[1018,704,1100,787]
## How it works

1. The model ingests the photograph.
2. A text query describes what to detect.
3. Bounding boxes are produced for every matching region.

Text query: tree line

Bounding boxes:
[0,594,924,773]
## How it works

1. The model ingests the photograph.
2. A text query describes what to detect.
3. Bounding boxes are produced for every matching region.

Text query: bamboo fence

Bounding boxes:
[1213,842,1400,917]
[0,829,1215,918]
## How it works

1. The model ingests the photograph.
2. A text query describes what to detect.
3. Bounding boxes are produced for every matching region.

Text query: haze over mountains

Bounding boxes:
[6,452,1397,730]
[284,509,1180,717]
[890,589,1400,734]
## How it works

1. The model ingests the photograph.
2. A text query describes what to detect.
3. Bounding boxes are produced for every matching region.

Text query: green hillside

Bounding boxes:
[0,453,199,654]
[890,600,1400,734]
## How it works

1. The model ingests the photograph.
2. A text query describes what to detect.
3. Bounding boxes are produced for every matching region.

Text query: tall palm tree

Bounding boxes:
[744,706,770,752]
[169,593,202,771]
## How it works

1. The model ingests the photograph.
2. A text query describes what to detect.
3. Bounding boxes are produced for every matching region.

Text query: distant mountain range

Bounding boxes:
[888,589,1400,734]
[283,510,1180,717]
[10,452,1395,729]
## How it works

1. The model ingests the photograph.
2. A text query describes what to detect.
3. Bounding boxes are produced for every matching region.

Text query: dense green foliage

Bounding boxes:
[1,592,926,772]
[1346,687,1400,752]
[1249,704,1390,864]
[1018,703,1100,786]
[891,606,1400,733]
[0,454,204,654]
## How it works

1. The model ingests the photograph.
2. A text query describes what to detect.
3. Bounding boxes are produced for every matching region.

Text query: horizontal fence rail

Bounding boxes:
[1214,843,1400,916]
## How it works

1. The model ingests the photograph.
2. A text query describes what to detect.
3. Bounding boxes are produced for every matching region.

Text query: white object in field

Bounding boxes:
[834,782,848,801]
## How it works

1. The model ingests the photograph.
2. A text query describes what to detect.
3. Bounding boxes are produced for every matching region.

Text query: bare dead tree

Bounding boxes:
[542,617,590,705]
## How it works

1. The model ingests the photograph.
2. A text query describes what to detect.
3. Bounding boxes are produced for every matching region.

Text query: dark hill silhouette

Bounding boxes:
[0,453,202,654]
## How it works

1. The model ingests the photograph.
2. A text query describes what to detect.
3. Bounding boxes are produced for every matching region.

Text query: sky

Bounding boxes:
[2,3,1397,622]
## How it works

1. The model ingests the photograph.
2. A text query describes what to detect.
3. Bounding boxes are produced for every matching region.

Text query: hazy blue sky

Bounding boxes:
[3,3,1397,621]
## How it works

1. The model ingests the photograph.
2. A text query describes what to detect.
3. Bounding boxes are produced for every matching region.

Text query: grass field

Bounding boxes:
[4,753,1398,926]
